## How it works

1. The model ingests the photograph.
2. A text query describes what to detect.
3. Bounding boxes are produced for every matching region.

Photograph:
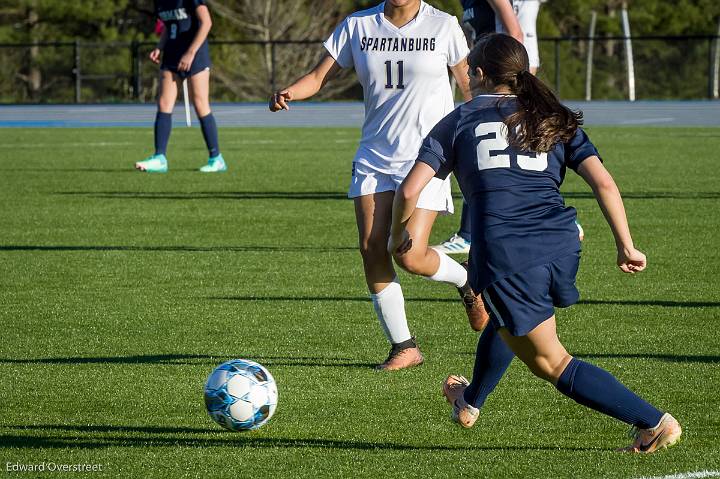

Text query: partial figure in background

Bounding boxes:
[498,0,542,75]
[136,0,226,173]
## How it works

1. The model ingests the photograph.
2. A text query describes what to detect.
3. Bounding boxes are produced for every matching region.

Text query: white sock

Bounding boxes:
[425,250,468,288]
[371,279,412,344]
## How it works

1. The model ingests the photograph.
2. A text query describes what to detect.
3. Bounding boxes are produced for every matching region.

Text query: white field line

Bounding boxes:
[634,470,720,479]
[619,117,675,125]
[0,142,136,148]
[0,138,357,149]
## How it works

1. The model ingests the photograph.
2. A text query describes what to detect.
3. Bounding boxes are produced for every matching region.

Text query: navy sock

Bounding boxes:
[199,113,220,157]
[556,357,664,429]
[154,111,172,156]
[458,200,472,242]
[463,325,514,408]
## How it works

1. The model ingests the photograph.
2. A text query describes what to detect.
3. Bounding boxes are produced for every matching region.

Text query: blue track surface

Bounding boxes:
[0,101,718,128]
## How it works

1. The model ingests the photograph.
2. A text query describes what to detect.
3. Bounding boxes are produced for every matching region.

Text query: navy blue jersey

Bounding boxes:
[156,0,209,71]
[461,0,512,40]
[417,94,600,292]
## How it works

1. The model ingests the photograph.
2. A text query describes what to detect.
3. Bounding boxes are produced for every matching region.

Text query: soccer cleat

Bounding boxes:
[431,234,471,255]
[135,154,168,173]
[375,339,424,371]
[458,261,490,332]
[442,375,479,428]
[199,154,227,173]
[620,413,682,453]
[576,220,585,241]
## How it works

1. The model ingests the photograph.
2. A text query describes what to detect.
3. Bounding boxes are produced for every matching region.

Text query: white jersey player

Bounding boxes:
[499,0,542,73]
[269,0,489,371]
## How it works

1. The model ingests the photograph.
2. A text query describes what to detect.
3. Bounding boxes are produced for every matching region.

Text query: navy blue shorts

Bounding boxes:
[481,253,580,337]
[161,43,211,79]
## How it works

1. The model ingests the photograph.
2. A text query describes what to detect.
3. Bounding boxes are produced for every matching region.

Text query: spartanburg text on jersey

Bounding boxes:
[324,1,470,175]
[417,94,600,292]
[155,0,210,72]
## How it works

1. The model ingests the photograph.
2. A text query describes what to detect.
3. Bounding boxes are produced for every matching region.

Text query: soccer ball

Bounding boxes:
[204,359,278,431]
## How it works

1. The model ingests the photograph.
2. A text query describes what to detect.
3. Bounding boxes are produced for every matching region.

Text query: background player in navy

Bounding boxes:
[135,0,226,173]
[390,34,681,452]
[460,0,523,45]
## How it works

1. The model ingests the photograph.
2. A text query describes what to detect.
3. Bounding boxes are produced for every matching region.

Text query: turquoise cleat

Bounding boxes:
[135,154,168,173]
[199,154,227,173]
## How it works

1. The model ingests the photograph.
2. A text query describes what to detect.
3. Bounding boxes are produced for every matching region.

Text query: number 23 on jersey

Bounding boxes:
[475,122,548,172]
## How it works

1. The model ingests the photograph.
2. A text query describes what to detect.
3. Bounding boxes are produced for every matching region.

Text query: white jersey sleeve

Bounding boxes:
[447,17,470,67]
[324,18,354,69]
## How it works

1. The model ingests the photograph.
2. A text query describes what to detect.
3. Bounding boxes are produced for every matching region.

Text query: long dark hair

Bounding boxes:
[468,33,582,152]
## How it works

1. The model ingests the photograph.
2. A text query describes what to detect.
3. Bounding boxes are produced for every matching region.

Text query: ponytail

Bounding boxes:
[505,70,583,153]
[468,34,583,153]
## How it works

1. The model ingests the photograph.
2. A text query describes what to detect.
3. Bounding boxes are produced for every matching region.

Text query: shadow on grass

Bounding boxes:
[562,191,720,200]
[55,190,720,201]
[209,295,456,303]
[578,299,720,308]
[209,296,720,309]
[0,424,603,452]
[575,353,720,364]
[57,191,349,200]
[0,245,356,252]
[0,354,375,369]
[17,168,136,173]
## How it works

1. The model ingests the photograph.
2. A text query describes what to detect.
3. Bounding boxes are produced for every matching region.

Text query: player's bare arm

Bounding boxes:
[389,162,437,255]
[488,0,524,43]
[178,5,212,72]
[269,55,341,111]
[150,28,168,64]
[450,58,472,102]
[576,156,646,274]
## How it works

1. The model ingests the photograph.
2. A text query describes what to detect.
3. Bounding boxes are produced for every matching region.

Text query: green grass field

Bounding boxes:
[0,126,719,478]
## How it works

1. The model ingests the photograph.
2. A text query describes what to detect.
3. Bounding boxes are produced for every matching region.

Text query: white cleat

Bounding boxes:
[431,234,471,255]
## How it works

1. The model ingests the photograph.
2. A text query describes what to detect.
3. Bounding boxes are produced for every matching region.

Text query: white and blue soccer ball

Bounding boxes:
[204,359,278,431]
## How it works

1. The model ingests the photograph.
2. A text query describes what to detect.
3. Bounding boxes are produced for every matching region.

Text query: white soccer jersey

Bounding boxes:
[324,1,469,175]
[495,0,541,67]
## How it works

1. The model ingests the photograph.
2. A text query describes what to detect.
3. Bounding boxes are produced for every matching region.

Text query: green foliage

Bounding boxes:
[0,126,719,477]
[0,0,719,102]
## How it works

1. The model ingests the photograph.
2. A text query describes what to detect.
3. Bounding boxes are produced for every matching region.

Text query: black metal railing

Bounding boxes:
[0,35,718,104]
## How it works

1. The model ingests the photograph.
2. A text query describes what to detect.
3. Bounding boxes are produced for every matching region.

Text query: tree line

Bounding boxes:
[1,0,718,103]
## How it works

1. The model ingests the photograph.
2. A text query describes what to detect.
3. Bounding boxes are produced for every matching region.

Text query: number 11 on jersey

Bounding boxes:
[384,60,405,89]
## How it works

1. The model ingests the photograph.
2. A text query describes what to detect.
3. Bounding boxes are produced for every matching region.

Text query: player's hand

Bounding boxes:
[149,48,162,64]
[617,246,647,274]
[269,90,293,112]
[388,230,412,256]
[178,51,195,72]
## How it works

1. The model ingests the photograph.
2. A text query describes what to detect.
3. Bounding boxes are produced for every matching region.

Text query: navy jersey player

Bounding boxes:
[460,0,523,44]
[135,0,226,173]
[432,0,522,256]
[390,34,681,452]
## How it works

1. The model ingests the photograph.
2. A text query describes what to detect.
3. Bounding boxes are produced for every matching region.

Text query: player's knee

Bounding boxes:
[359,237,389,262]
[192,96,210,115]
[393,251,422,275]
[525,354,572,383]
[158,95,176,113]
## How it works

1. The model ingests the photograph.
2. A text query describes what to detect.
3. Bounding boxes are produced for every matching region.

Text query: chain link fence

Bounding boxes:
[1,35,718,104]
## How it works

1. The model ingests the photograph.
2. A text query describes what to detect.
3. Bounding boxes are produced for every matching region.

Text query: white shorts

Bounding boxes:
[348,163,454,215]
[515,0,540,68]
